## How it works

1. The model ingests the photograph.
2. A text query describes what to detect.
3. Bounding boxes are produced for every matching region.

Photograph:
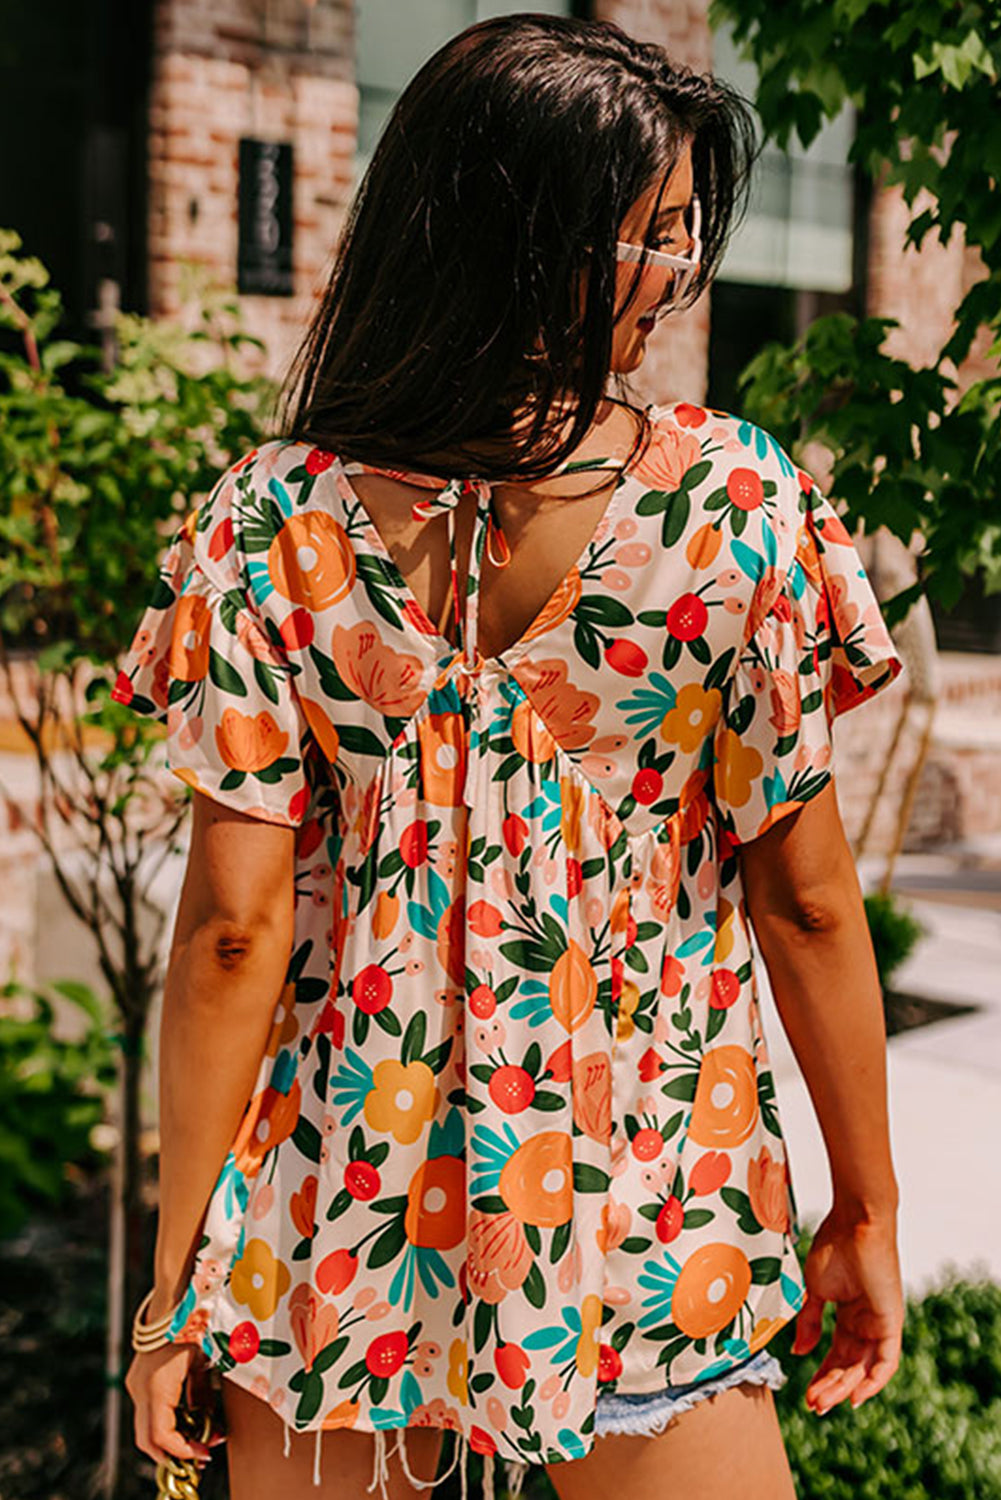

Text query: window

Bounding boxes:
[710,20,858,294]
[355,0,574,172]
[708,20,864,411]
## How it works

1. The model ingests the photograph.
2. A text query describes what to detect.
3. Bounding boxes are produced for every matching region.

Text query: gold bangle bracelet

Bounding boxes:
[132,1287,183,1352]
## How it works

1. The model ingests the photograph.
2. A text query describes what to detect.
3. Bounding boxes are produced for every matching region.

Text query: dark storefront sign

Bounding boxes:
[238,138,294,296]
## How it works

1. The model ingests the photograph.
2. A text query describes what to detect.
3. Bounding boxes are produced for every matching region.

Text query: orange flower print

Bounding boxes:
[331,621,426,716]
[559,779,586,853]
[288,1282,340,1371]
[571,1051,611,1144]
[595,1199,631,1254]
[498,1131,573,1227]
[268,511,356,610]
[290,1174,318,1239]
[510,698,557,763]
[767,669,801,738]
[671,1243,752,1339]
[575,1294,603,1378]
[688,1046,758,1149]
[512,660,599,750]
[418,711,467,805]
[747,1145,791,1232]
[264,983,298,1059]
[166,593,212,683]
[405,1156,466,1250]
[232,1080,302,1178]
[521,567,583,642]
[215,707,289,773]
[549,940,598,1034]
[235,611,285,664]
[299,695,341,763]
[743,567,785,645]
[633,425,703,492]
[714,727,764,816]
[467,1210,534,1304]
[230,1237,291,1321]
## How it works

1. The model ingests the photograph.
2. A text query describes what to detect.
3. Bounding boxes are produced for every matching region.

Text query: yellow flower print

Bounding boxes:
[660,683,722,753]
[447,1338,469,1405]
[230,1236,291,1321]
[363,1059,439,1145]
[714,727,764,811]
[576,1293,603,1378]
[615,979,641,1043]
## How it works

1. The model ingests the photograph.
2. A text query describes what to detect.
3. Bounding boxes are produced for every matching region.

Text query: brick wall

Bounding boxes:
[148,0,357,386]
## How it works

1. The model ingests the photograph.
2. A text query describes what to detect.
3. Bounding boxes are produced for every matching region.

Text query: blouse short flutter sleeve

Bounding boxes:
[712,470,905,847]
[110,453,313,828]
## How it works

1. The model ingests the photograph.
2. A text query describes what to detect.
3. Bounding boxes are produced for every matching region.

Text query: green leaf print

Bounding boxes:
[208,647,247,696]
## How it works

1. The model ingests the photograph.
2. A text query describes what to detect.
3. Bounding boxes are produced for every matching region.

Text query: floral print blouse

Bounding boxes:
[111,401,906,1478]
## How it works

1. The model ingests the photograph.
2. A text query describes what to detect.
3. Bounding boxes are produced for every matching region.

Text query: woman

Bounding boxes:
[118,14,906,1500]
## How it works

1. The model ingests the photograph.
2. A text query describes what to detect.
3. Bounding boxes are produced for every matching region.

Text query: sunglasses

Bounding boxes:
[615,194,703,318]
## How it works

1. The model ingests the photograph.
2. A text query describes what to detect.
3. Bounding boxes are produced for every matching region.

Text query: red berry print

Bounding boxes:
[598,1343,623,1382]
[229,1321,260,1364]
[726,468,765,511]
[305,448,335,476]
[352,964,392,1015]
[710,969,740,1010]
[112,670,134,706]
[666,593,708,641]
[656,1196,684,1244]
[400,821,429,868]
[632,768,663,806]
[280,607,314,651]
[566,858,583,898]
[469,985,497,1019]
[631,1128,663,1162]
[345,1159,381,1200]
[605,639,649,677]
[365,1330,409,1378]
[488,1065,535,1115]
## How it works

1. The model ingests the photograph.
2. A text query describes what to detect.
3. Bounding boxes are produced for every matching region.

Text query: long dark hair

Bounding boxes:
[277,13,760,481]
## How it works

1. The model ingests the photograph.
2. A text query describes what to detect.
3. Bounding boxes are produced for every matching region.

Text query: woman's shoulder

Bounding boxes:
[635,401,817,560]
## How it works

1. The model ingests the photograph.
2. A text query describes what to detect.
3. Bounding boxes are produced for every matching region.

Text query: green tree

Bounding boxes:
[708,0,1001,628]
[0,229,278,1496]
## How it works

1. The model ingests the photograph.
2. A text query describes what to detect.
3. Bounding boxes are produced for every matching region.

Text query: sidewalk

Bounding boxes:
[755,832,1001,1298]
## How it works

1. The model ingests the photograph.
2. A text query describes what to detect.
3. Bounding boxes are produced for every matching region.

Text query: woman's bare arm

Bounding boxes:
[148,792,298,1318]
[737,777,899,1220]
[738,776,904,1415]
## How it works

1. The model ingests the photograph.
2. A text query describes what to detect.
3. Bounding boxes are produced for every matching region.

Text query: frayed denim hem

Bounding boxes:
[593,1350,788,1439]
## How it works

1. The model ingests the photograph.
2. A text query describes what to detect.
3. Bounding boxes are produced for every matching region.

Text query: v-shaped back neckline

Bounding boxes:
[329,451,637,669]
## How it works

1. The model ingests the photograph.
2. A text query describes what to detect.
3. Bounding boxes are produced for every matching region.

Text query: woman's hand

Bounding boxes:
[791,1204,905,1416]
[125,1336,215,1470]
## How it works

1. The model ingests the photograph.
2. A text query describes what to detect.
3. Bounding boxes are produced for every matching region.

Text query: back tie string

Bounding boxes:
[392,1427,464,1490]
[367,1429,391,1500]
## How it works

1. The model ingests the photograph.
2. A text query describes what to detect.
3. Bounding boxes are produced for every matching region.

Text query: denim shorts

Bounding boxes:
[593,1349,787,1438]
